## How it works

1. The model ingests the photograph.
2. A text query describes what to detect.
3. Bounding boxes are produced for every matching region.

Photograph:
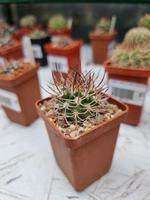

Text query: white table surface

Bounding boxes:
[0,45,150,200]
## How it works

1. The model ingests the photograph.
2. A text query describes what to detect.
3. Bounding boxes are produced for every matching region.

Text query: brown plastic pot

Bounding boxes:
[105,61,150,125]
[36,96,128,191]
[89,31,117,64]
[48,27,72,37]
[0,41,23,61]
[0,63,41,125]
[45,40,83,78]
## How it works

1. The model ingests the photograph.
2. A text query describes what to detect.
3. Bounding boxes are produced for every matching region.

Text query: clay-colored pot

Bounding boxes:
[36,96,128,191]
[48,27,72,37]
[105,60,150,125]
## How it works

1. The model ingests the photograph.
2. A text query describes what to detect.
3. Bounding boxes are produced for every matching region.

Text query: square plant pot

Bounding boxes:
[0,62,41,125]
[0,41,23,62]
[105,61,150,126]
[45,40,83,78]
[30,36,50,66]
[36,96,128,191]
[89,31,117,64]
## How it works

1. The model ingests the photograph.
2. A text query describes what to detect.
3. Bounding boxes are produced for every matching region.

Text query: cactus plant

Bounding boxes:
[123,27,150,48]
[39,70,121,138]
[0,36,14,47]
[20,15,37,28]
[138,14,150,30]
[54,37,72,48]
[30,30,47,39]
[0,60,24,75]
[95,17,111,32]
[48,15,67,30]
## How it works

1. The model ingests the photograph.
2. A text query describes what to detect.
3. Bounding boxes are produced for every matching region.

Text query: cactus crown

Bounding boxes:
[54,37,72,48]
[95,17,111,32]
[138,14,150,30]
[30,30,47,39]
[123,27,150,48]
[48,15,67,30]
[0,60,23,75]
[0,36,13,47]
[20,15,37,28]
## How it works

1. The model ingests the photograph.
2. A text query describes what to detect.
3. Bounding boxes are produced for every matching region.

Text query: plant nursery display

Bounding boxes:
[30,30,50,66]
[0,60,41,125]
[48,15,72,37]
[105,27,150,125]
[0,36,23,63]
[138,14,150,30]
[45,37,83,77]
[89,16,117,64]
[36,70,128,191]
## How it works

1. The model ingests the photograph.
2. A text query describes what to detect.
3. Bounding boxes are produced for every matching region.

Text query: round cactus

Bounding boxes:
[123,27,150,48]
[95,17,111,32]
[20,15,37,28]
[0,60,23,74]
[48,15,67,30]
[30,30,47,39]
[110,46,150,68]
[0,35,13,47]
[138,14,150,30]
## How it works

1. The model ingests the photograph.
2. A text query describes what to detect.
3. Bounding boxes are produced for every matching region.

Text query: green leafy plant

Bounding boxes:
[95,17,111,32]
[48,15,67,30]
[138,14,150,30]
[39,70,121,138]
[20,15,37,28]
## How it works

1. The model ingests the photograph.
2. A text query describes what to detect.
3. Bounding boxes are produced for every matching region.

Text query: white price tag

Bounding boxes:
[0,89,21,112]
[48,55,68,73]
[32,45,43,59]
[0,57,5,66]
[108,41,116,57]
[108,79,147,106]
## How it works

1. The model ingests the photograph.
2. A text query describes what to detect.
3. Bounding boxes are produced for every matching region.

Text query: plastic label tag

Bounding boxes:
[32,45,43,59]
[0,57,5,66]
[108,41,116,57]
[48,55,68,73]
[108,79,147,106]
[0,89,21,112]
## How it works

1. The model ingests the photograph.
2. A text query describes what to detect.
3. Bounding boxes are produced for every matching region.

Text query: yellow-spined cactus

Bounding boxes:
[138,14,150,30]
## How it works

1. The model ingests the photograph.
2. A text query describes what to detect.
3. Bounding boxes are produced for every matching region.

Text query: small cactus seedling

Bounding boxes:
[54,37,72,48]
[39,70,121,138]
[138,14,150,30]
[30,30,47,39]
[123,27,150,49]
[20,15,37,28]
[95,17,111,32]
[0,60,23,75]
[0,36,14,47]
[48,15,67,30]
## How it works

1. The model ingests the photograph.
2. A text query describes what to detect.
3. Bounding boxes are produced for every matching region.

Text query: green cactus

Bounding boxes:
[123,27,150,48]
[138,14,150,30]
[48,15,67,30]
[95,17,111,32]
[110,46,150,68]
[20,15,37,28]
[30,30,47,39]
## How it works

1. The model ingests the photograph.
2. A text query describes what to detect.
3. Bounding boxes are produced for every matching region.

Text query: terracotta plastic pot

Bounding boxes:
[30,36,51,66]
[89,31,117,64]
[105,61,150,125]
[0,63,41,125]
[48,27,72,38]
[45,40,83,78]
[36,96,128,191]
[0,41,23,61]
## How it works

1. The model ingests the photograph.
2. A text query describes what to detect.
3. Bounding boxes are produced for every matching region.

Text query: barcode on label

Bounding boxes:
[109,79,147,106]
[0,89,21,112]
[48,55,68,73]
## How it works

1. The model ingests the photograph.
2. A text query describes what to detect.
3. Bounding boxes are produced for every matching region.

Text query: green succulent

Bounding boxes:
[110,47,150,68]
[48,15,67,30]
[123,27,150,48]
[138,14,150,30]
[95,17,111,32]
[20,15,37,28]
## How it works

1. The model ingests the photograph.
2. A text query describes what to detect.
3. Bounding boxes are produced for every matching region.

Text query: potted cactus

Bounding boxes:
[0,19,15,38]
[36,70,128,191]
[45,37,83,78]
[13,15,42,41]
[30,30,50,66]
[0,35,23,62]
[89,16,117,64]
[48,15,72,39]
[0,60,41,125]
[105,27,150,125]
[138,14,150,30]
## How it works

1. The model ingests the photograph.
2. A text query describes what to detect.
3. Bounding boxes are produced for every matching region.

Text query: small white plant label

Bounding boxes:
[48,55,69,73]
[108,79,147,106]
[0,57,5,66]
[32,45,43,59]
[0,89,21,112]
[108,41,116,57]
